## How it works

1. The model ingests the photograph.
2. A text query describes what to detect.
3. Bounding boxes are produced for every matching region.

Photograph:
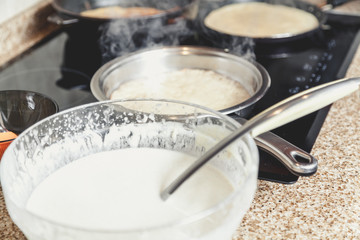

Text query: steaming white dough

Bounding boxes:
[80,6,163,18]
[110,69,251,110]
[26,148,234,230]
[204,2,320,38]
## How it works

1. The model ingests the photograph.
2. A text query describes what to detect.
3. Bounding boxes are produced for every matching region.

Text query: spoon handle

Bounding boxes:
[248,77,360,137]
[161,77,360,201]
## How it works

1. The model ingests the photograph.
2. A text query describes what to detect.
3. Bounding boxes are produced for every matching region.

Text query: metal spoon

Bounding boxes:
[161,77,360,201]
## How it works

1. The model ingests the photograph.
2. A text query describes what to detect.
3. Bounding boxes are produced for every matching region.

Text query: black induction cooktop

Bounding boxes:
[251,25,360,183]
[0,16,359,184]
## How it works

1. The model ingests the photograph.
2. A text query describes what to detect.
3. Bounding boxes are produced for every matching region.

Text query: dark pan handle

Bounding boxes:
[327,0,350,7]
[47,12,79,26]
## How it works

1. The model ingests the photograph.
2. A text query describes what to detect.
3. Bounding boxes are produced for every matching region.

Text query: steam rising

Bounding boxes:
[99,18,194,63]
[217,33,256,63]
[98,0,257,64]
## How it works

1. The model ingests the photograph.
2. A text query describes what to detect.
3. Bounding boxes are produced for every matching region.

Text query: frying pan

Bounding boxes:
[49,0,199,26]
[196,0,327,57]
[48,0,200,64]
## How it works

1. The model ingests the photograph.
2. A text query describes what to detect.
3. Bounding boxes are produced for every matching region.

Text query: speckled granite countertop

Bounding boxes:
[0,0,359,239]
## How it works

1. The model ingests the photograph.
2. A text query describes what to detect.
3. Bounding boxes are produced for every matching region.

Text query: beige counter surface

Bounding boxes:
[0,1,359,239]
[0,0,58,68]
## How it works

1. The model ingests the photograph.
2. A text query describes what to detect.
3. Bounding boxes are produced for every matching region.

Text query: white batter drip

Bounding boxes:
[110,69,251,110]
[26,148,234,230]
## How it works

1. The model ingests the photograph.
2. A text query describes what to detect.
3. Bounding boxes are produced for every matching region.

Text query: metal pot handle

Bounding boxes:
[47,12,79,26]
[235,117,318,176]
[254,131,318,176]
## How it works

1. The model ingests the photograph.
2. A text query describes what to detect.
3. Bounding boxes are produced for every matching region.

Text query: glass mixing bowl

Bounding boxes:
[1,99,258,240]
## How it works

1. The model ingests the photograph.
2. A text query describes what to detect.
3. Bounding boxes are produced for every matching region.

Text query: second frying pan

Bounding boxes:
[196,0,327,57]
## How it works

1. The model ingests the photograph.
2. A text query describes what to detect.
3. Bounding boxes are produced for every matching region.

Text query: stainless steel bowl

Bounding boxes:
[90,46,270,116]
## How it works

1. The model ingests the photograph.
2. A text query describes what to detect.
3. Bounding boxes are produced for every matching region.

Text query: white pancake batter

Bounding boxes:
[26,148,234,230]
